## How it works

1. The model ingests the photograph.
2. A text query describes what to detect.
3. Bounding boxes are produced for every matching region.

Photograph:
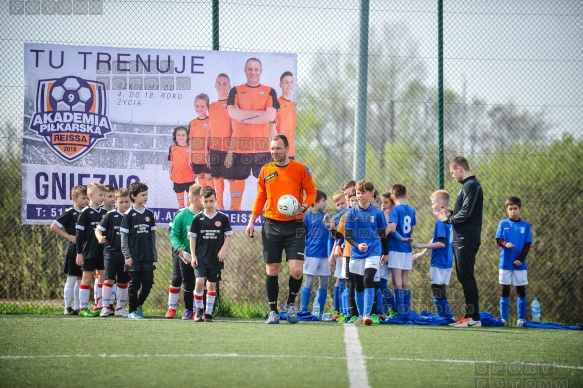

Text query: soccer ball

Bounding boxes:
[49,76,94,112]
[277,194,299,217]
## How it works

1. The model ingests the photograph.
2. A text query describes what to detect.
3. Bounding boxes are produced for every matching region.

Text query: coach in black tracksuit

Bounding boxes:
[440,156,483,324]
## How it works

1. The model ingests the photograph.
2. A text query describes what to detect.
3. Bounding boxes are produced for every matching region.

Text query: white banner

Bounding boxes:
[22,43,297,227]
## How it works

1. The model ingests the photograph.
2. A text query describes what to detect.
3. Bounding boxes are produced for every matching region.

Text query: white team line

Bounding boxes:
[1,352,581,372]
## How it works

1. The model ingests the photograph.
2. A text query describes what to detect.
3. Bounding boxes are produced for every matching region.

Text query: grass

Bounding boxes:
[0,315,581,387]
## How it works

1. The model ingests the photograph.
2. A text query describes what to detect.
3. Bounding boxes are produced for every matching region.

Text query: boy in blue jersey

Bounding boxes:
[344,179,388,326]
[327,190,348,319]
[300,190,330,317]
[495,196,532,327]
[413,190,455,323]
[387,184,416,316]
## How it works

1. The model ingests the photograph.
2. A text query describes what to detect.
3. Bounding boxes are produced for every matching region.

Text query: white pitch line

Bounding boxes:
[344,324,371,388]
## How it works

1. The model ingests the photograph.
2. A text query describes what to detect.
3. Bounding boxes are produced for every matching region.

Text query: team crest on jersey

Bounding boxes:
[222,103,227,108]
[259,91,265,96]
[520,227,525,233]
[145,217,150,222]
[370,216,374,223]
[29,75,112,162]
[214,221,222,227]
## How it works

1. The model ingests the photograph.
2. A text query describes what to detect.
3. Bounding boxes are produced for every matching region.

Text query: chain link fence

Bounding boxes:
[1,0,581,323]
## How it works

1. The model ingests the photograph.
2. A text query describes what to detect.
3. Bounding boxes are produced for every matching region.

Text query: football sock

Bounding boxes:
[342,286,349,316]
[333,285,340,312]
[95,281,103,308]
[375,287,385,315]
[517,296,527,320]
[116,284,128,310]
[316,288,328,313]
[355,291,364,317]
[73,278,81,310]
[403,289,411,314]
[395,288,404,315]
[215,178,225,209]
[79,284,91,310]
[64,276,76,309]
[168,286,180,310]
[300,287,311,312]
[266,275,279,312]
[500,296,510,322]
[229,180,246,211]
[176,192,185,208]
[441,299,454,321]
[194,291,204,310]
[287,276,302,305]
[379,278,396,313]
[111,283,117,306]
[363,288,375,316]
[101,283,113,309]
[206,178,215,189]
[434,297,442,316]
[205,291,217,314]
[183,289,193,311]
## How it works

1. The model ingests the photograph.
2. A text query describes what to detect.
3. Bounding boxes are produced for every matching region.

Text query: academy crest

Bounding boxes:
[29,75,112,162]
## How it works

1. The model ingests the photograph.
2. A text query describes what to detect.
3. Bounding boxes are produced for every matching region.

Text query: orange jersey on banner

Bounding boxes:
[228,84,278,154]
[276,97,297,156]
[189,116,209,165]
[252,160,317,221]
[168,144,194,184]
[208,99,232,152]
[337,213,352,257]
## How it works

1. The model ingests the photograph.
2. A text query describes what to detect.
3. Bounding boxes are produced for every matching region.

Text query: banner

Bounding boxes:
[22,44,297,228]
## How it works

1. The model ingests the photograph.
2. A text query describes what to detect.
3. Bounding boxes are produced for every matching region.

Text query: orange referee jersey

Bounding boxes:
[227,84,279,154]
[189,116,209,165]
[252,160,317,221]
[168,144,194,184]
[209,99,232,152]
[276,97,297,156]
[337,212,352,257]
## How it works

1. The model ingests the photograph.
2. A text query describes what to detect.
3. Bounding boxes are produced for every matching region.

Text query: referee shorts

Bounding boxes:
[262,218,306,263]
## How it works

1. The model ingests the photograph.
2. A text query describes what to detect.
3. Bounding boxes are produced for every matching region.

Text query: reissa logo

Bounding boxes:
[29,76,112,162]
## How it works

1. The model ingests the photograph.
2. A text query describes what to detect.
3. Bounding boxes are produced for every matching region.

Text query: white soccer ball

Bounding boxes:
[277,194,299,217]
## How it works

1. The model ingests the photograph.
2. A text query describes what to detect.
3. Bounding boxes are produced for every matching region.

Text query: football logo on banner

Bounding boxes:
[28,75,112,162]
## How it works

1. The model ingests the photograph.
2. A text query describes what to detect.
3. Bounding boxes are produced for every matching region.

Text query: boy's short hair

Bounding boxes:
[342,180,356,191]
[128,182,148,203]
[104,184,116,193]
[450,156,470,171]
[505,196,522,208]
[71,185,87,199]
[201,186,216,199]
[195,93,210,107]
[380,191,391,199]
[188,183,203,199]
[280,71,293,82]
[348,189,356,198]
[115,188,130,199]
[391,183,407,198]
[430,190,450,206]
[172,126,189,143]
[314,190,327,204]
[355,179,374,193]
[332,190,345,203]
[87,182,106,194]
[373,188,379,198]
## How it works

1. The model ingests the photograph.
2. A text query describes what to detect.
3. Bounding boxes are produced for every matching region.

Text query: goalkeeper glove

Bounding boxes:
[178,249,192,265]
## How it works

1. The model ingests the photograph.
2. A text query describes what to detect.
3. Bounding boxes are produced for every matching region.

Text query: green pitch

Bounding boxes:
[0,316,581,387]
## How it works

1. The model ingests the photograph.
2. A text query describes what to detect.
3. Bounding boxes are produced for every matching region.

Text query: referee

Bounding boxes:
[246,135,317,324]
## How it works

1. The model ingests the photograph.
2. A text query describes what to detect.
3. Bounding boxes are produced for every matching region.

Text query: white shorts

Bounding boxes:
[388,251,412,270]
[430,266,452,285]
[349,256,380,276]
[333,256,343,278]
[376,261,391,281]
[341,256,348,279]
[499,269,528,286]
[303,257,330,277]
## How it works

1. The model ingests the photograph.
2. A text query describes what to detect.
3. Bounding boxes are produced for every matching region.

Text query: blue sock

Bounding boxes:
[403,289,411,314]
[379,278,396,313]
[440,299,454,321]
[375,288,385,314]
[317,288,327,313]
[333,286,340,312]
[342,287,349,316]
[517,297,527,320]
[500,296,510,321]
[355,291,364,317]
[364,288,375,316]
[300,287,311,312]
[395,288,404,315]
[434,297,442,316]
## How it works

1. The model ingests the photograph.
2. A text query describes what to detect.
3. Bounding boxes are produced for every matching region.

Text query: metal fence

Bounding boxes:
[1,0,582,323]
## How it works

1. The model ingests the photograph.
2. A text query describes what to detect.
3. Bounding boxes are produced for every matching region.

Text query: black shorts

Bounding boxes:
[262,218,306,263]
[81,256,105,272]
[192,163,211,175]
[229,152,271,180]
[208,149,230,179]
[63,244,82,277]
[194,266,222,283]
[173,181,195,193]
[104,250,131,283]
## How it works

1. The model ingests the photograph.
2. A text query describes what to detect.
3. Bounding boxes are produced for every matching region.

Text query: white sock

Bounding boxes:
[64,276,76,309]
[116,284,128,310]
[168,287,180,310]
[95,281,103,308]
[74,278,81,310]
[194,291,204,309]
[205,291,217,315]
[79,284,91,310]
[102,284,113,309]
[110,283,117,306]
